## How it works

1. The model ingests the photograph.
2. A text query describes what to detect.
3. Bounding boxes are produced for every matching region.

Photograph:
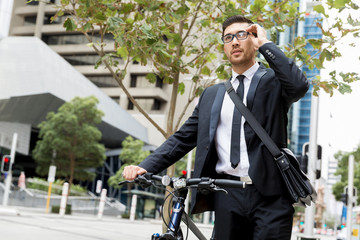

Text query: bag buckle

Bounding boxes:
[274,152,290,171]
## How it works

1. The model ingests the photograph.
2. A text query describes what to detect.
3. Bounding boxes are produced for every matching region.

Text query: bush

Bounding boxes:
[27,177,87,196]
[51,204,72,214]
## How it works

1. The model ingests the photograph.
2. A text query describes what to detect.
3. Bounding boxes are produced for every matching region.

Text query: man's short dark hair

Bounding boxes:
[222,15,254,36]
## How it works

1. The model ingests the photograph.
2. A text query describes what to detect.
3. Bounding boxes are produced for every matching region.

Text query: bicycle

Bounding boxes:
[119,173,246,240]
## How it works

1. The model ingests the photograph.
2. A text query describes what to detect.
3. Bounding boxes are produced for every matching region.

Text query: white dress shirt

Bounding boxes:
[215,63,259,177]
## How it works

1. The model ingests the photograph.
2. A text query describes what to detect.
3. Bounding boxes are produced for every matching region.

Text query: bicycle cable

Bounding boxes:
[149,181,181,237]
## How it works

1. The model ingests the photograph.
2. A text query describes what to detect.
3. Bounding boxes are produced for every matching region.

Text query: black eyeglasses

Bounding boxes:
[222,31,254,44]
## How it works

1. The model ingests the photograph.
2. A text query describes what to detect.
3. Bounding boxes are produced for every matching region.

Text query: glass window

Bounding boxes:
[42,33,114,45]
[24,16,36,26]
[127,98,162,111]
[64,54,101,66]
[87,75,118,88]
[130,74,163,89]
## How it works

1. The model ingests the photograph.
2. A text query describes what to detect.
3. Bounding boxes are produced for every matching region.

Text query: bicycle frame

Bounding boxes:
[152,187,209,240]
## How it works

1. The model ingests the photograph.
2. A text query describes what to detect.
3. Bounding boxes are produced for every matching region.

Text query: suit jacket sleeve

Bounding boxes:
[259,42,309,105]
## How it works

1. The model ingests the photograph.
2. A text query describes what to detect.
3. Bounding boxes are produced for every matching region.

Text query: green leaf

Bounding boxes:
[334,0,350,9]
[294,36,306,47]
[172,34,182,46]
[178,82,185,95]
[146,73,157,83]
[63,18,77,32]
[308,39,322,49]
[312,58,324,69]
[338,83,352,94]
[83,22,91,32]
[94,12,107,21]
[192,75,199,83]
[140,23,152,36]
[122,3,135,14]
[313,4,325,15]
[176,5,190,15]
[201,66,211,76]
[200,19,211,27]
[108,17,124,29]
[117,46,129,60]
[323,49,333,61]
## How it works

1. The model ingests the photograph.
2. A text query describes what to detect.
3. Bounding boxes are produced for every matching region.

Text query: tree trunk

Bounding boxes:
[67,153,75,203]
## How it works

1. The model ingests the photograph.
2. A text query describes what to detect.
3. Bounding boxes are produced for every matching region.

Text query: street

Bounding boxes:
[0,206,336,240]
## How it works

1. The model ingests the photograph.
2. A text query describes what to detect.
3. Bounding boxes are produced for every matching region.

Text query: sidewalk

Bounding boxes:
[0,205,336,240]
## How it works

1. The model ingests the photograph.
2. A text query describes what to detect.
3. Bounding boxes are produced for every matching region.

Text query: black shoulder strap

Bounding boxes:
[224,80,282,158]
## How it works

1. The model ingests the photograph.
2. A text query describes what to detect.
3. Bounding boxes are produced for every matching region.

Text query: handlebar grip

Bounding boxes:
[151,174,163,182]
[144,173,163,182]
[214,179,246,188]
[187,178,202,185]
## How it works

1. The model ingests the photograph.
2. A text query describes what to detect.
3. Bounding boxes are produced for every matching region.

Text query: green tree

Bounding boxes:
[332,145,360,205]
[32,96,106,193]
[108,136,150,214]
[108,135,151,186]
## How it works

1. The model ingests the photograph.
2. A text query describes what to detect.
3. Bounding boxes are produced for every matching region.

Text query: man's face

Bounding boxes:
[223,22,256,67]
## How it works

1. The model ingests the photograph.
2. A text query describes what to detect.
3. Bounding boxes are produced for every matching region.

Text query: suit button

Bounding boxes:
[206,146,209,150]
[265,49,269,53]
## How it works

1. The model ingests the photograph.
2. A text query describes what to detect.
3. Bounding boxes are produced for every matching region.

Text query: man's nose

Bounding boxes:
[232,37,240,46]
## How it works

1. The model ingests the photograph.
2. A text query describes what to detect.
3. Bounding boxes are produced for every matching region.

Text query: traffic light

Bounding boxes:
[1,155,11,173]
[341,193,348,205]
[301,143,322,178]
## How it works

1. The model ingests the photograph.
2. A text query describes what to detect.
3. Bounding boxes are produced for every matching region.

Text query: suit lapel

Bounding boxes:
[209,83,225,141]
[246,63,267,111]
[208,65,267,141]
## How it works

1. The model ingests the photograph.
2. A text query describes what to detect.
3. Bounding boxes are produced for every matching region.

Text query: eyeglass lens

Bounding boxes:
[223,31,249,43]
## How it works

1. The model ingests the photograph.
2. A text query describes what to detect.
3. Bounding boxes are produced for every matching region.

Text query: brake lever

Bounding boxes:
[135,174,153,189]
[196,181,228,195]
[212,186,228,194]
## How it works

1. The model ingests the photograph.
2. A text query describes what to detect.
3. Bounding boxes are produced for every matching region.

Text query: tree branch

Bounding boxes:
[82,32,167,138]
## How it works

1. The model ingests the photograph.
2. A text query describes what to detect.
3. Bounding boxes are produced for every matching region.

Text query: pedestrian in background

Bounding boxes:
[123,15,309,240]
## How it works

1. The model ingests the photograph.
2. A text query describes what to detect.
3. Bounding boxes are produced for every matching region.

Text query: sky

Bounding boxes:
[317,8,360,177]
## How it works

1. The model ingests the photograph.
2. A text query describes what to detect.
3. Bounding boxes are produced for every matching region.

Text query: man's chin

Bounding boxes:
[229,58,245,66]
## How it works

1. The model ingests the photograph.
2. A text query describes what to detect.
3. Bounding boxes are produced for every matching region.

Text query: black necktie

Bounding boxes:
[230,75,245,169]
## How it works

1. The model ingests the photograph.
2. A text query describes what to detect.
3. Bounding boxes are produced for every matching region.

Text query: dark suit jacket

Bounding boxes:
[139,42,309,214]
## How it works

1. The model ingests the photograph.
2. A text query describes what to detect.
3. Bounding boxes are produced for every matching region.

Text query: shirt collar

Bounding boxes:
[231,62,260,83]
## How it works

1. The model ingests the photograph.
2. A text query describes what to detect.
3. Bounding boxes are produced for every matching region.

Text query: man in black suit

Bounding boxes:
[123,15,309,239]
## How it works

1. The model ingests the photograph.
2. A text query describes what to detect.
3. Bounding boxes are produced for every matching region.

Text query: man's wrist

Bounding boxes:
[259,40,272,47]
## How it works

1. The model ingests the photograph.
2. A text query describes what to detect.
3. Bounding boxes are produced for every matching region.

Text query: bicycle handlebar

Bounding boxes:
[119,172,246,192]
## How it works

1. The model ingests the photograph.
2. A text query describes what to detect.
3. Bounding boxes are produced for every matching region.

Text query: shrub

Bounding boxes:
[51,204,72,214]
[27,177,87,196]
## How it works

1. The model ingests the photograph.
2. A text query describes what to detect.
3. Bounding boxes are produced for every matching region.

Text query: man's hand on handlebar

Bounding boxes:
[122,165,147,180]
